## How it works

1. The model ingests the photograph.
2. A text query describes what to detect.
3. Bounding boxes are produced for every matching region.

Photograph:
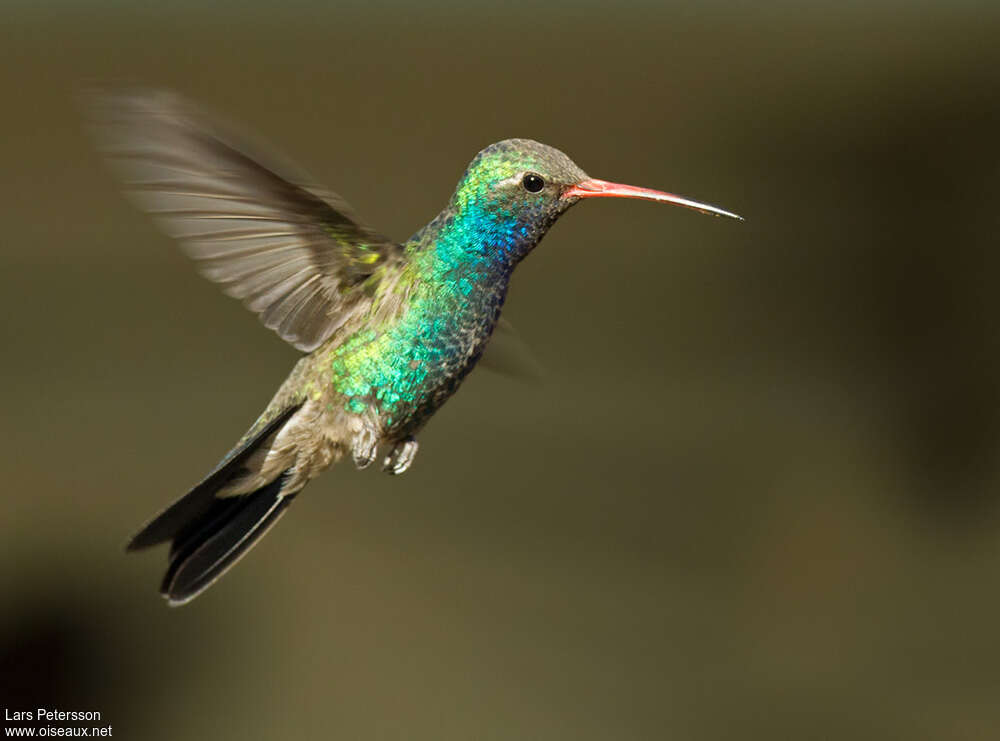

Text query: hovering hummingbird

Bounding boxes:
[91,91,741,605]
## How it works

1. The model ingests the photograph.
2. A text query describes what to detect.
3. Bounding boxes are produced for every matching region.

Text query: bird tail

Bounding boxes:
[127,404,302,605]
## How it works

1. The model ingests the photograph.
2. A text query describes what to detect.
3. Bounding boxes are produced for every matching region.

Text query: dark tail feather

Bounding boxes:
[126,403,302,605]
[126,403,301,552]
[160,474,294,605]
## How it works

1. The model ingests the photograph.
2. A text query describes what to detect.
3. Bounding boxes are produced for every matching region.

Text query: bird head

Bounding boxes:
[448,139,741,265]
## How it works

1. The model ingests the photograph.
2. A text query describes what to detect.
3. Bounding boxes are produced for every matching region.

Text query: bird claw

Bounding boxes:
[352,426,379,469]
[383,438,418,475]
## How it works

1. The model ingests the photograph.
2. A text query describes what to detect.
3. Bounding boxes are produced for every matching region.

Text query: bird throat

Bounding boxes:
[415,201,554,282]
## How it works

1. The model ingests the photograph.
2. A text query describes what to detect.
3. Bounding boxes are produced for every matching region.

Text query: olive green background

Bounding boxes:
[2,2,1000,738]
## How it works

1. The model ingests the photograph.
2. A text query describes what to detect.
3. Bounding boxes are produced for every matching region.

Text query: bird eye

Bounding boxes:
[521,173,545,193]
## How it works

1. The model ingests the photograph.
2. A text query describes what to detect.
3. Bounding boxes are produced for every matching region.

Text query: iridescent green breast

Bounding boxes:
[324,254,508,437]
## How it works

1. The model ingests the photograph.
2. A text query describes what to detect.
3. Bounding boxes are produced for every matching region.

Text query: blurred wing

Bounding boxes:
[479,317,545,380]
[89,89,403,352]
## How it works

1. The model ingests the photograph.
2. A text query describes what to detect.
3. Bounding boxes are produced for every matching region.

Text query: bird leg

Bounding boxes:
[383,438,418,475]
[351,425,379,469]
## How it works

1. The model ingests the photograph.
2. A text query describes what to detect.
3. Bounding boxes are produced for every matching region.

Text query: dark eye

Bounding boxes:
[521,173,545,193]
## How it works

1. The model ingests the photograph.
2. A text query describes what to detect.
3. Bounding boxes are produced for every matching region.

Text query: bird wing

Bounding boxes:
[88,89,403,352]
[478,317,545,380]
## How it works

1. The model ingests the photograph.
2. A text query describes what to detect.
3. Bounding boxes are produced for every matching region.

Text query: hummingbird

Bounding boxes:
[91,90,741,605]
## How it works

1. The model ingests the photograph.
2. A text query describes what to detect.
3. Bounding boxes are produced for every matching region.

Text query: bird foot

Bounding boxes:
[352,426,379,469]
[383,438,418,475]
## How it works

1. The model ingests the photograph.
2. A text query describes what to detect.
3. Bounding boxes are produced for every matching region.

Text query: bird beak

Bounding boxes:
[562,178,743,221]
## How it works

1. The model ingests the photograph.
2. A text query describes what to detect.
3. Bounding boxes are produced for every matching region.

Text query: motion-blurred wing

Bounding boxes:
[89,89,403,352]
[479,317,545,380]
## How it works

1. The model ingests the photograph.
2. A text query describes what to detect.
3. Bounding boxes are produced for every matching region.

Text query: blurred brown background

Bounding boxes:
[2,1,1000,738]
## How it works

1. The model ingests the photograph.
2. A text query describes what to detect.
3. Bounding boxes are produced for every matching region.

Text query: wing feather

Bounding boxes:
[89,89,404,352]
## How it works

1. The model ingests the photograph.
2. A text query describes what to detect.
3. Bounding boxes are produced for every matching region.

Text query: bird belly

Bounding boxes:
[324,298,502,443]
